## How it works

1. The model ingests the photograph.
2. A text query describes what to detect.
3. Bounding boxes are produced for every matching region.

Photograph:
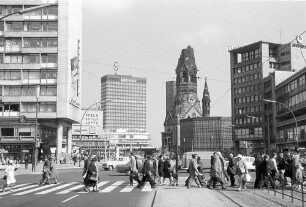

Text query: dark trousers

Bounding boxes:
[254,170,262,188]
[261,174,275,189]
[141,174,156,187]
[129,171,140,185]
[229,173,235,186]
[187,175,201,188]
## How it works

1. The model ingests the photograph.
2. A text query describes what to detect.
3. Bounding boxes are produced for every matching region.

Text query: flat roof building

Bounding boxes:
[0,0,82,163]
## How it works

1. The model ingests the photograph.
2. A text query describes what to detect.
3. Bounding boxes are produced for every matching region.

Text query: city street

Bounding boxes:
[0,167,156,207]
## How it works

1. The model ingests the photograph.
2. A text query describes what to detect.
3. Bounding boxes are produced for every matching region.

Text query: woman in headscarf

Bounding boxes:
[49,156,58,184]
[84,157,99,192]
[208,152,226,189]
[2,160,17,192]
[39,156,51,185]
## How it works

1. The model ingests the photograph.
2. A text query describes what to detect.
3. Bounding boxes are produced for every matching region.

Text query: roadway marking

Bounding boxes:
[0,183,31,193]
[0,184,38,196]
[120,184,137,192]
[13,183,60,195]
[36,182,77,195]
[78,181,110,193]
[62,195,79,203]
[141,182,152,192]
[56,184,84,194]
[99,181,125,193]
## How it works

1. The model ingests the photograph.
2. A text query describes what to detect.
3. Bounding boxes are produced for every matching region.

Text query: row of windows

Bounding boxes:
[234,105,262,115]
[280,51,290,56]
[2,85,56,96]
[0,54,57,64]
[280,61,290,66]
[233,83,262,94]
[233,62,261,74]
[234,116,262,125]
[269,62,279,69]
[0,70,57,80]
[277,90,306,112]
[234,94,262,104]
[234,127,262,138]
[276,74,306,97]
[0,6,58,17]
[0,102,56,113]
[0,38,57,51]
[278,125,306,141]
[233,73,262,84]
[3,22,58,32]
[241,49,261,62]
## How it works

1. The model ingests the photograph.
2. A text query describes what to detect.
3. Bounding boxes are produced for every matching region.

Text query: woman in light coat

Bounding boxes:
[235,154,248,191]
[2,160,17,192]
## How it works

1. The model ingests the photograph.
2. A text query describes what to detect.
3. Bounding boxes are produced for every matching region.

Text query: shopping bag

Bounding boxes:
[89,175,98,181]
[245,173,251,182]
[82,172,87,179]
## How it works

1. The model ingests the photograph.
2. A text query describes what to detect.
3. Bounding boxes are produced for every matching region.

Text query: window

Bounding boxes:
[42,38,57,47]
[48,6,58,16]
[0,70,21,80]
[22,103,36,112]
[40,102,56,112]
[281,61,290,66]
[1,128,14,136]
[42,22,58,31]
[6,22,23,31]
[42,54,57,63]
[24,38,41,48]
[22,86,36,96]
[40,86,57,96]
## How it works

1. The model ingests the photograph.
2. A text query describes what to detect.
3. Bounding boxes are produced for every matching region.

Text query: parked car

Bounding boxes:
[116,159,144,175]
[224,156,255,171]
[102,157,130,171]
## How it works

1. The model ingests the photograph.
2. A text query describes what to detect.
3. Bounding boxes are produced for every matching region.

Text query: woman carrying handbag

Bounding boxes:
[84,157,99,192]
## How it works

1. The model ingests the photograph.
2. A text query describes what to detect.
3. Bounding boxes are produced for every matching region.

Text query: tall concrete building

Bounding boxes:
[0,0,82,162]
[101,74,150,151]
[229,39,306,154]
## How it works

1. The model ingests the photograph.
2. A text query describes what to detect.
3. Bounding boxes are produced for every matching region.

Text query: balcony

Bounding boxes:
[0,136,35,143]
[41,63,57,68]
[22,47,57,53]
[4,31,58,38]
[22,112,56,119]
[0,0,58,5]
[2,95,57,103]
[0,111,20,117]
[24,15,58,20]
[0,63,41,69]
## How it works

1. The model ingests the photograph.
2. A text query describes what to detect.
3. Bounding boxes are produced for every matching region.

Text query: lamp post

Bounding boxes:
[175,115,180,185]
[32,85,40,172]
[263,99,299,148]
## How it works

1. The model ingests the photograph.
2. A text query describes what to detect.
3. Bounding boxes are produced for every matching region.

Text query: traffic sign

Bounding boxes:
[18,115,28,123]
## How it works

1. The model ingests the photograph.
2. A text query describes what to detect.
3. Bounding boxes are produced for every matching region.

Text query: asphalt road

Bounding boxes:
[0,167,156,207]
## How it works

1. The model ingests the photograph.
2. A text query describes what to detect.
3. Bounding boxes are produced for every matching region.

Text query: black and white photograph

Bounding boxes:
[0,0,306,206]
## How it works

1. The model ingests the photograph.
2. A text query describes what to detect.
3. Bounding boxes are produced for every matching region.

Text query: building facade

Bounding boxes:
[180,117,232,153]
[0,0,82,163]
[274,67,306,151]
[229,40,306,154]
[100,74,150,152]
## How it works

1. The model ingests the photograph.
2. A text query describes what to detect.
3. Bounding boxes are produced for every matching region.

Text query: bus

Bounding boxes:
[182,151,214,171]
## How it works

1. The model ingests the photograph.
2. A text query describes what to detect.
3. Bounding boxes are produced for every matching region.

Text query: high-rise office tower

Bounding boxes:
[0,0,82,162]
[101,74,146,133]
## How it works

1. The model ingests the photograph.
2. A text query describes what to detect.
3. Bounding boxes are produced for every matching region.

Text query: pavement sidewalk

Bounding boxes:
[153,179,302,207]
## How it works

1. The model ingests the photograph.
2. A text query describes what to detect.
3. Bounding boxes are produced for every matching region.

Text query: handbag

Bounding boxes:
[89,175,98,181]
[245,173,251,182]
[3,175,7,180]
[82,171,87,179]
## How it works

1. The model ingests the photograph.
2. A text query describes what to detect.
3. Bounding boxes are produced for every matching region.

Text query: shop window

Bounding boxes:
[1,128,14,136]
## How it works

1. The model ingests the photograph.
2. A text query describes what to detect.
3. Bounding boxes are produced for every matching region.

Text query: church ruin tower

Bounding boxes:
[202,77,211,117]
[174,46,202,118]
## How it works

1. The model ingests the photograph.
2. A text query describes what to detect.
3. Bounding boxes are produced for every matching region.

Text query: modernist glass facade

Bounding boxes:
[101,75,146,133]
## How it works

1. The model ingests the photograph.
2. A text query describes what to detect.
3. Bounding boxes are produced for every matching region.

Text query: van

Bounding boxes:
[182,151,215,170]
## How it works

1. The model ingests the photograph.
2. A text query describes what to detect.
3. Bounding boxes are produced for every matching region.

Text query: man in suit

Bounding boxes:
[138,155,156,188]
[187,154,202,189]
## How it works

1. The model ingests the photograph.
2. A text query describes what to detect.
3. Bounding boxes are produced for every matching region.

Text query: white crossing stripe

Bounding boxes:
[0,184,38,196]
[99,181,125,193]
[120,184,137,192]
[77,181,109,194]
[36,182,77,195]
[141,182,152,192]
[56,184,84,194]
[0,183,31,193]
[14,183,61,195]
[62,195,79,203]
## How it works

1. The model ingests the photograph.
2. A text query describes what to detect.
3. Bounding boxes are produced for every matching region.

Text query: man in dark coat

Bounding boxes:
[82,154,91,190]
[260,155,275,189]
[187,154,202,189]
[253,152,264,189]
[138,155,156,188]
[227,153,236,186]
[277,152,287,186]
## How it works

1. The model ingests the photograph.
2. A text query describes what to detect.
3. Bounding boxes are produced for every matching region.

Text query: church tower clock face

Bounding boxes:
[174,46,202,119]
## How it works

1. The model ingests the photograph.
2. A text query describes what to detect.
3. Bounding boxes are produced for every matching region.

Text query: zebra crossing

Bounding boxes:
[0,180,154,196]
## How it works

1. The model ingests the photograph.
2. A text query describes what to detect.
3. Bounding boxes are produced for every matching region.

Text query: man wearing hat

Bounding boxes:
[138,155,156,188]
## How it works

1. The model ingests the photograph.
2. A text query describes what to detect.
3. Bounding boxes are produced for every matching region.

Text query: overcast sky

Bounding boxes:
[82,0,306,147]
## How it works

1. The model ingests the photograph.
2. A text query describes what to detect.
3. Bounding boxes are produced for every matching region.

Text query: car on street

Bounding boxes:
[224,156,255,171]
[102,157,130,171]
[116,159,144,175]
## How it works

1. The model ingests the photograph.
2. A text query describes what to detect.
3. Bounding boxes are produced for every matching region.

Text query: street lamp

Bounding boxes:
[79,100,111,155]
[0,4,51,21]
[32,85,40,172]
[263,99,299,148]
